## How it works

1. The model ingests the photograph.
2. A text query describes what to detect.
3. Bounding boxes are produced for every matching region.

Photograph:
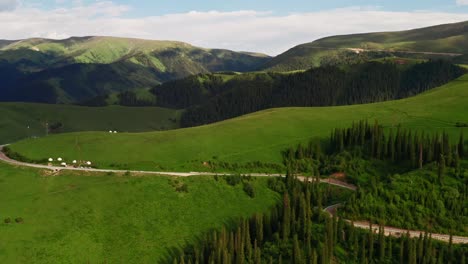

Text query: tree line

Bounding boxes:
[329,121,465,170]
[75,60,465,127]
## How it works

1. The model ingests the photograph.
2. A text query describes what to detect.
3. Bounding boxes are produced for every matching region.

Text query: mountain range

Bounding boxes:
[1,20,467,104]
[0,37,269,103]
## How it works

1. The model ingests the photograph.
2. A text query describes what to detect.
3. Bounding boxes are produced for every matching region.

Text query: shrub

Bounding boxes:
[15,217,23,223]
[225,175,242,186]
[455,122,468,127]
[176,183,189,193]
[4,218,11,224]
[267,177,286,193]
[243,182,255,198]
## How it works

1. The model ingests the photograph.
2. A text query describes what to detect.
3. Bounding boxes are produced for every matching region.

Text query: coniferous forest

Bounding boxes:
[168,175,468,263]
[176,60,465,127]
[282,121,468,235]
[77,60,465,127]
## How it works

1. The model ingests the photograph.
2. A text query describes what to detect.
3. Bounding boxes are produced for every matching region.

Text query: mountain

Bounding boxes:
[0,36,271,103]
[0,40,16,49]
[264,20,468,71]
[0,36,271,73]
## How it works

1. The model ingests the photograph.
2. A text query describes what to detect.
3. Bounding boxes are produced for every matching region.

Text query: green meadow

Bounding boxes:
[8,75,468,172]
[0,162,279,263]
[0,103,180,144]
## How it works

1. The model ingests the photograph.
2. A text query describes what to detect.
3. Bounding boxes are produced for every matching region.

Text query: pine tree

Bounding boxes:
[293,235,303,264]
[282,193,291,240]
[387,236,393,261]
[311,249,318,264]
[368,222,374,261]
[459,132,465,158]
[438,154,445,185]
[399,237,405,264]
[379,226,386,262]
[419,142,423,169]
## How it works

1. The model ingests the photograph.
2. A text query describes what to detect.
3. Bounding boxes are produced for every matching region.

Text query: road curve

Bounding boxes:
[0,145,466,243]
[324,203,468,244]
[0,145,356,189]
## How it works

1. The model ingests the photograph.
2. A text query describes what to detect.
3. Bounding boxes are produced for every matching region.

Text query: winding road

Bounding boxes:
[0,145,466,244]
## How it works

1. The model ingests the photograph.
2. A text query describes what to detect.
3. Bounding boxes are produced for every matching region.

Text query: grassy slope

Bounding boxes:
[0,162,279,263]
[264,20,468,71]
[0,36,270,72]
[8,75,468,171]
[0,103,180,144]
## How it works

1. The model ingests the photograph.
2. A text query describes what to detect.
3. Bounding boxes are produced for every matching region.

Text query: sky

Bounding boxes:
[0,0,468,55]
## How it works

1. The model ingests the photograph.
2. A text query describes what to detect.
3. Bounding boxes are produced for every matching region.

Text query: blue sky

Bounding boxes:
[1,0,468,54]
[35,0,468,15]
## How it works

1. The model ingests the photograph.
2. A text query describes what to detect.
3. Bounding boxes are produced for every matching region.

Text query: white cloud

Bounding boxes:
[0,0,18,11]
[456,0,468,6]
[0,2,467,55]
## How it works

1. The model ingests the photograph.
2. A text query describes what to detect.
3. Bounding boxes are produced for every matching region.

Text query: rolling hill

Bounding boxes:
[7,74,468,172]
[0,103,180,144]
[0,36,270,103]
[264,20,468,71]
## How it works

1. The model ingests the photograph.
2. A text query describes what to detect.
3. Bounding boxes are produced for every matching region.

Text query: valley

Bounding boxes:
[0,17,467,264]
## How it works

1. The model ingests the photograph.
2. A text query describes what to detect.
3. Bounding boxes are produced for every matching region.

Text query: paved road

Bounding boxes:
[0,145,466,243]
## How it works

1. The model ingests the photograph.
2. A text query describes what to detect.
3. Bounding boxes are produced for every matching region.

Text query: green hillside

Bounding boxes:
[0,36,270,74]
[0,162,279,263]
[265,20,468,71]
[0,103,180,144]
[0,36,270,103]
[8,75,468,172]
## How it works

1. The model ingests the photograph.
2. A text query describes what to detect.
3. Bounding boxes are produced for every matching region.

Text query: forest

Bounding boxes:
[168,174,467,263]
[75,60,466,127]
[281,121,467,235]
[177,60,465,127]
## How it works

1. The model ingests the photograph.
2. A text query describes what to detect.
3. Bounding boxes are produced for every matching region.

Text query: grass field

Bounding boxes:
[0,162,279,263]
[8,75,468,172]
[0,103,180,144]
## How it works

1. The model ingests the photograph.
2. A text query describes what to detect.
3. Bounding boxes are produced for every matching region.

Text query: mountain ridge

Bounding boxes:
[0,36,271,103]
[263,20,468,71]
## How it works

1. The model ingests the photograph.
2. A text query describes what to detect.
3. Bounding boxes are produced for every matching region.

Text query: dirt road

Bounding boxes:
[0,145,465,243]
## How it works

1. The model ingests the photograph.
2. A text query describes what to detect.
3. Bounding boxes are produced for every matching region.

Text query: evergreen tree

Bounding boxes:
[459,132,465,158]
[282,193,291,240]
[438,154,445,185]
